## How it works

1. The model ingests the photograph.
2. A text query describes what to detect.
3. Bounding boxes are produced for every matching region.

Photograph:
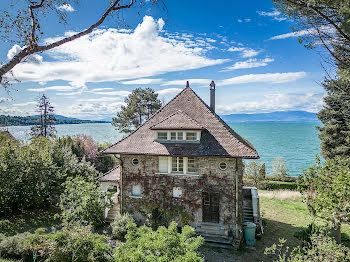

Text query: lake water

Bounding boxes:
[6,122,321,177]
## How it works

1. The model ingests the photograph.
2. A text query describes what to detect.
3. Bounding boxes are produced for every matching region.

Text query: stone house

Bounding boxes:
[99,82,259,245]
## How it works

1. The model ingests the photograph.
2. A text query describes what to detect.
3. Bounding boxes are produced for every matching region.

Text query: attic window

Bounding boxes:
[186,132,197,141]
[157,132,168,140]
[132,158,139,166]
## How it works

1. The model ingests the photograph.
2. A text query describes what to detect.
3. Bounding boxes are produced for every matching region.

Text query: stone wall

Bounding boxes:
[119,154,243,236]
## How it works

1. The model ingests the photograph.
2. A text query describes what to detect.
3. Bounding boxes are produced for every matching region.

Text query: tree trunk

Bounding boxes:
[331,219,341,244]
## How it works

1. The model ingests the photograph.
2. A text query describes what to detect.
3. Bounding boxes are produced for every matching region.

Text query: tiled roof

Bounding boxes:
[103,86,259,159]
[97,166,120,182]
[150,110,203,130]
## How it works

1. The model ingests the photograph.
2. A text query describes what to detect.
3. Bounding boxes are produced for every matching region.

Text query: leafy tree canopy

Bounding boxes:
[112,87,162,133]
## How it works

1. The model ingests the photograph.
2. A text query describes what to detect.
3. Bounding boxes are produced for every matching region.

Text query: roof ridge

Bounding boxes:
[185,87,257,152]
[150,109,203,129]
[102,86,190,154]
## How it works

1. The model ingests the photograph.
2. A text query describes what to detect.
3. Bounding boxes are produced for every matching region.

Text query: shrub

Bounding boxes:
[293,223,330,246]
[115,222,204,262]
[29,225,113,262]
[111,213,135,241]
[59,176,112,229]
[0,232,33,260]
[265,233,350,262]
[265,181,299,191]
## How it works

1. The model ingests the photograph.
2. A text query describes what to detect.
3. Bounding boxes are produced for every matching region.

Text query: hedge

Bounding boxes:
[265,181,300,191]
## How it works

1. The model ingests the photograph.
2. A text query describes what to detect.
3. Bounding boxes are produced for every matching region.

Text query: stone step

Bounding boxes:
[196,227,226,236]
[204,241,235,250]
[197,231,231,240]
[202,234,233,245]
[198,223,225,231]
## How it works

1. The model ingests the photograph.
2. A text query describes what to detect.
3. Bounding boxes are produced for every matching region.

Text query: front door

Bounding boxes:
[202,192,219,223]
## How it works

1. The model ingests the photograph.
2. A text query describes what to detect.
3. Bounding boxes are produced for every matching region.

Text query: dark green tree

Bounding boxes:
[112,87,162,133]
[30,94,56,138]
[317,76,350,159]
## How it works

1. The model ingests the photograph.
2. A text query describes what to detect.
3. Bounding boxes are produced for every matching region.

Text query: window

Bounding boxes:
[219,162,227,171]
[158,157,168,173]
[132,184,141,197]
[186,132,197,141]
[173,187,183,198]
[170,132,177,141]
[177,132,183,140]
[187,157,198,173]
[172,157,184,172]
[132,158,139,166]
[158,132,168,140]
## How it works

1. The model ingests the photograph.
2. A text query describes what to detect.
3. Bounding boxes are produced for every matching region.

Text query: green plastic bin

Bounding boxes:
[243,222,256,246]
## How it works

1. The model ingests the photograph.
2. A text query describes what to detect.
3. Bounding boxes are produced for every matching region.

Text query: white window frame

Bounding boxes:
[157,156,199,175]
[219,162,227,171]
[156,131,201,142]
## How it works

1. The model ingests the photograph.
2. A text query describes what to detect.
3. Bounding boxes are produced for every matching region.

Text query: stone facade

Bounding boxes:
[120,154,244,237]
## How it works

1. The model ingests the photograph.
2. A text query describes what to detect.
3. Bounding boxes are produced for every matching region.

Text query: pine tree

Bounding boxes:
[30,94,56,138]
[112,88,162,133]
[317,76,350,159]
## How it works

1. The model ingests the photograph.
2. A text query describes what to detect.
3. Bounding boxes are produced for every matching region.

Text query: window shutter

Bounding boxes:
[159,157,168,173]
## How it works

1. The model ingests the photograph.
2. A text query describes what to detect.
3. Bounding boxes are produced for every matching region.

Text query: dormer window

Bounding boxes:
[186,132,197,141]
[155,130,200,142]
[157,132,168,140]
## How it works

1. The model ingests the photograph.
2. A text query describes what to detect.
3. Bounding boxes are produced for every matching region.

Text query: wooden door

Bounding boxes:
[202,192,219,223]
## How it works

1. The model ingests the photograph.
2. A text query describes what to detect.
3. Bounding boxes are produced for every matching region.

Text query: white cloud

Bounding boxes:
[57,4,75,12]
[206,38,216,43]
[216,93,324,114]
[157,88,183,95]
[218,72,307,86]
[270,25,333,40]
[122,78,163,85]
[257,9,287,22]
[245,19,251,22]
[157,18,165,31]
[162,79,211,86]
[77,97,123,102]
[90,90,131,96]
[89,88,114,92]
[28,85,79,92]
[222,58,274,71]
[0,97,12,103]
[228,46,261,57]
[13,101,37,106]
[257,10,281,17]
[6,16,226,87]
[237,19,243,23]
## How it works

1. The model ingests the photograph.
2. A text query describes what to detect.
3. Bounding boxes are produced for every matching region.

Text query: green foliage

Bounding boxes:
[317,76,350,159]
[271,157,289,178]
[0,138,62,215]
[265,181,299,191]
[0,137,99,215]
[59,176,112,229]
[112,88,162,134]
[300,156,350,242]
[115,222,204,262]
[29,225,113,262]
[293,223,330,246]
[111,213,135,241]
[0,232,33,260]
[244,161,267,189]
[265,233,350,262]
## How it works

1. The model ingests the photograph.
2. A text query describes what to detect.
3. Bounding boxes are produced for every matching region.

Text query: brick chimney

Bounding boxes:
[210,80,215,112]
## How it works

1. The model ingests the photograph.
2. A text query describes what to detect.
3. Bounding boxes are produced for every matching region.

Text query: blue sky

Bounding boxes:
[0,0,327,120]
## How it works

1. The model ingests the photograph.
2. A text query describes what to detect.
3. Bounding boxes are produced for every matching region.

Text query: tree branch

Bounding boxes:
[286,0,350,43]
[0,0,136,84]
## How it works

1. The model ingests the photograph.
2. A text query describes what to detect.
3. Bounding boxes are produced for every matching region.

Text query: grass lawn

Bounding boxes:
[201,191,350,262]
